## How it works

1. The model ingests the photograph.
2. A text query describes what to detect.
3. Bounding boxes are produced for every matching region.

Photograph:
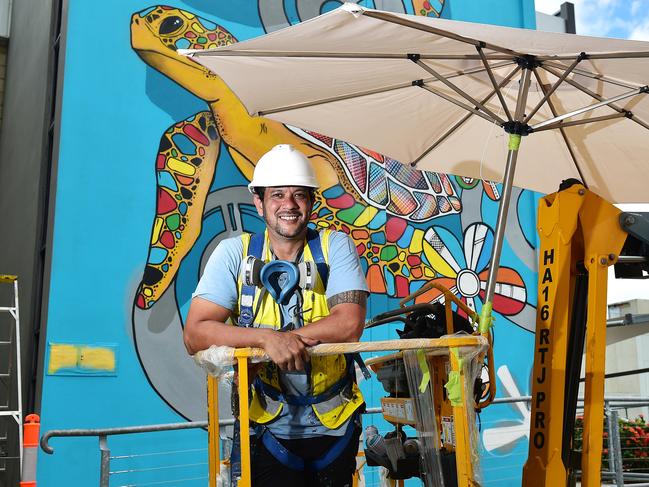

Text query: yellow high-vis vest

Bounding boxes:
[235,229,365,430]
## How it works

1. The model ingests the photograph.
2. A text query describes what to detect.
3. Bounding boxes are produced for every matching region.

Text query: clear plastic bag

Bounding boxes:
[401,332,487,486]
[193,345,268,377]
[193,345,236,377]
[403,349,445,487]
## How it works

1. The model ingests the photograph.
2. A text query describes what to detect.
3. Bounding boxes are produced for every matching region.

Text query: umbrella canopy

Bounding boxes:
[182,3,649,203]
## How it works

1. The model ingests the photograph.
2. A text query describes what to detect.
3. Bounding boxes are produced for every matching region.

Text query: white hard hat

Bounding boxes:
[248,144,319,193]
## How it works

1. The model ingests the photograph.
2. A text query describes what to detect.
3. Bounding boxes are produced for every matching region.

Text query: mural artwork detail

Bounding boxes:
[129,7,537,463]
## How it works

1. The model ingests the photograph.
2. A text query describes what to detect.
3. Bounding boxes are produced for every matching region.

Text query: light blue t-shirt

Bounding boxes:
[193,230,368,438]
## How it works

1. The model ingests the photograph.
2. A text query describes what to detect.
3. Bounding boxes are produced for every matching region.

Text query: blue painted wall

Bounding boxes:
[444,0,536,28]
[39,1,538,485]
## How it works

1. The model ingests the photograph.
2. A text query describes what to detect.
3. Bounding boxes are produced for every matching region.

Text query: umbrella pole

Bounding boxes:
[479,66,532,333]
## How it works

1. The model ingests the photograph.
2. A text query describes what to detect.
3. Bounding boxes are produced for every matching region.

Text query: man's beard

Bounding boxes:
[273,223,305,238]
[265,210,308,239]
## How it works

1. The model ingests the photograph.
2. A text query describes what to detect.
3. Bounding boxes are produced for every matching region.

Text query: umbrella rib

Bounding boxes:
[257,79,422,116]
[188,50,408,59]
[531,68,587,186]
[543,61,640,90]
[532,112,627,132]
[410,65,522,167]
[537,51,649,61]
[477,46,513,121]
[542,65,649,132]
[523,55,584,124]
[420,54,515,60]
[418,83,502,126]
[413,57,505,124]
[256,62,514,117]
[188,49,515,61]
[530,86,648,130]
[442,60,515,80]
[362,10,522,58]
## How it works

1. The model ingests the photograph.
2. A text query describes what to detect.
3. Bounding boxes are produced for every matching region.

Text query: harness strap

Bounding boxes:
[240,229,328,326]
[239,232,265,326]
[254,414,358,472]
[309,417,357,471]
[350,353,372,380]
[306,228,329,289]
[258,427,306,471]
[254,371,352,407]
[254,353,360,407]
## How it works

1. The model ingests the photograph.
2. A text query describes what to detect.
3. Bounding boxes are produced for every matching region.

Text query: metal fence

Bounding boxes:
[41,399,649,486]
[479,395,649,487]
[600,401,649,487]
[41,420,234,487]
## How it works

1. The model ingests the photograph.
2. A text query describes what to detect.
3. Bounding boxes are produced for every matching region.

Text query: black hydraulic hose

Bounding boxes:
[364,316,409,329]
[365,303,438,328]
[562,263,588,473]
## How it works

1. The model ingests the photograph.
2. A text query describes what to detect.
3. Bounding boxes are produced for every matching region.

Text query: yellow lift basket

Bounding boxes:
[202,284,494,487]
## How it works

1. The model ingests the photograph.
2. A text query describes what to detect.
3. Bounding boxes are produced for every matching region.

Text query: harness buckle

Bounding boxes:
[339,389,352,404]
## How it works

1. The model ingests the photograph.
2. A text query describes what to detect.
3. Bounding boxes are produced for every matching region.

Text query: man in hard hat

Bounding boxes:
[184,144,368,486]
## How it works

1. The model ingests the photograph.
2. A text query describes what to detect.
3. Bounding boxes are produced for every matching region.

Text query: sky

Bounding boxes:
[535,0,649,305]
[535,0,649,41]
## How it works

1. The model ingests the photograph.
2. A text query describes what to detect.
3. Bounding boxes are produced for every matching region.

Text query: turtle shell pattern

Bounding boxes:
[291,127,462,221]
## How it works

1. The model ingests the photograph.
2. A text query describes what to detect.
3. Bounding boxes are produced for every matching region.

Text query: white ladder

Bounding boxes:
[0,275,23,475]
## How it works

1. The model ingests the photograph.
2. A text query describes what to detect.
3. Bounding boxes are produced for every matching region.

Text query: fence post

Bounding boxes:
[609,409,624,487]
[99,435,110,487]
[605,403,615,477]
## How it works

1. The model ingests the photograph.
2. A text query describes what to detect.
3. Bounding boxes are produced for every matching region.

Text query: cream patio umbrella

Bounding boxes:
[181,3,649,328]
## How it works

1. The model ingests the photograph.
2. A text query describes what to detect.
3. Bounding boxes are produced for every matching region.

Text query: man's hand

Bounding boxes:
[262,330,319,371]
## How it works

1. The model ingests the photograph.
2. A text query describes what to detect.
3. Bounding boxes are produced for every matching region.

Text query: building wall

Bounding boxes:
[606,300,649,418]
[0,41,7,129]
[536,11,567,33]
[0,0,55,484]
[609,299,649,318]
[0,1,539,485]
[606,326,642,395]
[445,0,535,28]
[574,301,649,419]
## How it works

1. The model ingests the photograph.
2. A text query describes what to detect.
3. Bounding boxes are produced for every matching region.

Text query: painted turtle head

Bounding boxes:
[130,6,237,100]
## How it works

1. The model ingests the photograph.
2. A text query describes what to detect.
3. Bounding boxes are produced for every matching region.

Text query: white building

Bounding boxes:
[604,299,649,418]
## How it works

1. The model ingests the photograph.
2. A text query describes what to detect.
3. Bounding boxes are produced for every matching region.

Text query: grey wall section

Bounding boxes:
[0,40,7,129]
[0,0,56,484]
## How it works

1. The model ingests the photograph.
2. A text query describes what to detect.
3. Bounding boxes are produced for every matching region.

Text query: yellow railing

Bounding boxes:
[206,336,489,487]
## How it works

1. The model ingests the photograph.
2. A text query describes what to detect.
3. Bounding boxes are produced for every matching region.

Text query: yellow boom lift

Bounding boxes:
[523,181,649,487]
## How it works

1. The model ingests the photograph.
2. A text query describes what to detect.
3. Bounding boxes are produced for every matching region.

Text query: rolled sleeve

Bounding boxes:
[192,236,242,311]
[325,231,369,299]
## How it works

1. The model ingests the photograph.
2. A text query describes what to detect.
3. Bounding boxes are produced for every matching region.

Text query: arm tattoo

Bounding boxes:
[327,290,367,309]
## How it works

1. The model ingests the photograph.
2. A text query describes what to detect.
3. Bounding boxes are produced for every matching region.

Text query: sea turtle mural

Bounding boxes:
[130,4,536,421]
[129,5,536,307]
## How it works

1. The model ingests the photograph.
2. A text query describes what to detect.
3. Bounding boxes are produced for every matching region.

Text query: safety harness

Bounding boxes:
[254,414,359,472]
[238,228,329,327]
[235,228,366,472]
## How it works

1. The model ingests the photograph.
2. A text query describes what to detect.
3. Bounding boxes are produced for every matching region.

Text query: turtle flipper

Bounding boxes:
[135,111,220,309]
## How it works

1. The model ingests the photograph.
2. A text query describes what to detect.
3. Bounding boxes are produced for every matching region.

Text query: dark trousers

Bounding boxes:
[250,426,362,487]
